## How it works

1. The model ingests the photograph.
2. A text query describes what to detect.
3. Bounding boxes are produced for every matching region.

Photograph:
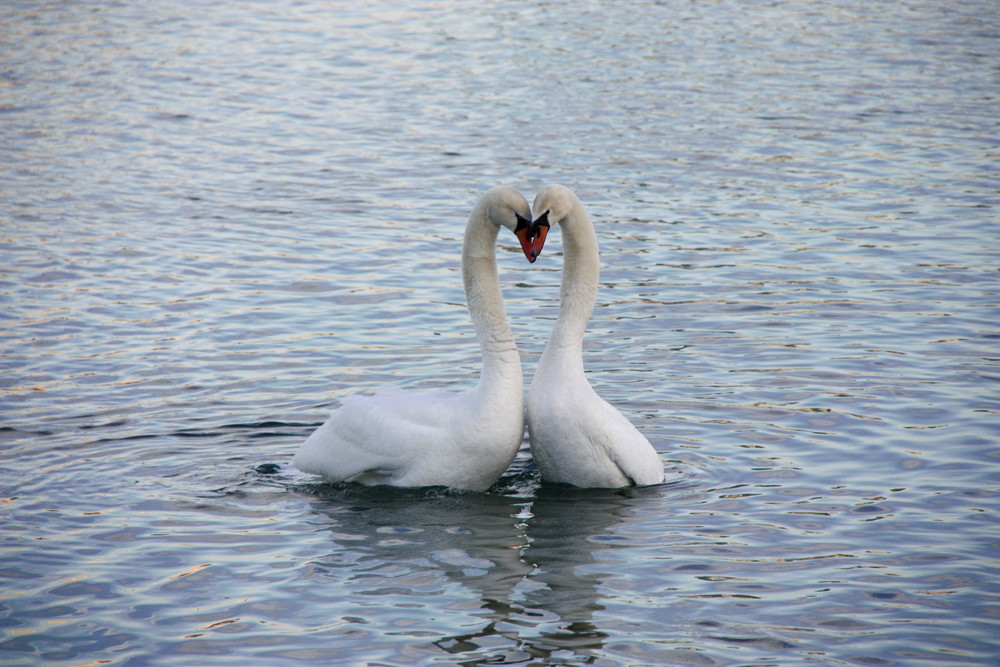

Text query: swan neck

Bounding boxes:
[463,208,520,374]
[550,202,599,348]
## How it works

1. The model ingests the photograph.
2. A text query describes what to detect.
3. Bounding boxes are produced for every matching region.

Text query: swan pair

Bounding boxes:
[292,185,665,491]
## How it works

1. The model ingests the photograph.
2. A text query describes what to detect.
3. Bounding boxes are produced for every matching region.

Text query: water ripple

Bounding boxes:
[2,0,998,665]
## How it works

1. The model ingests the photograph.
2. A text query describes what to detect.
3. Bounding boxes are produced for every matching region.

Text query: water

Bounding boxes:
[2,0,998,664]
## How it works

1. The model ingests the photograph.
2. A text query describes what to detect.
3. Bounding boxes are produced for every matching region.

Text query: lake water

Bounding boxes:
[2,0,998,664]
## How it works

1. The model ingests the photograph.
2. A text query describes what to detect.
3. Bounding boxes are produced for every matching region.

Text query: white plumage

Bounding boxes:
[293,187,534,491]
[526,185,665,488]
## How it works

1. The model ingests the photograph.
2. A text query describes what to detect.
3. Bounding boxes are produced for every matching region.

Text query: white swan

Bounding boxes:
[526,184,665,488]
[293,187,536,491]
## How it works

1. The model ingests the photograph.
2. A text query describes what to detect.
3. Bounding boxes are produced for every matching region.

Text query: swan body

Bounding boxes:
[293,187,534,492]
[526,185,665,488]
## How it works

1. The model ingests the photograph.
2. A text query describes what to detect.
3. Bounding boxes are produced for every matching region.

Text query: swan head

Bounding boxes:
[486,186,536,263]
[529,183,579,259]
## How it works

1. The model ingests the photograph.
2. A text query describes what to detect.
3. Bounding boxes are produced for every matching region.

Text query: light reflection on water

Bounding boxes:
[2,0,999,665]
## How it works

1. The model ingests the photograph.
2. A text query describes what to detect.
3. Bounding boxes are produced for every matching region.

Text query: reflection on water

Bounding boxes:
[512,488,635,659]
[298,480,654,664]
[2,0,998,664]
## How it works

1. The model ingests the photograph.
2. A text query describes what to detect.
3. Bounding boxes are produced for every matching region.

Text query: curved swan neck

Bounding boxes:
[548,199,599,354]
[463,203,520,371]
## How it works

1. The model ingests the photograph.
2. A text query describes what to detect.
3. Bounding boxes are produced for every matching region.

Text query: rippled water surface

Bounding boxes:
[3,1,999,665]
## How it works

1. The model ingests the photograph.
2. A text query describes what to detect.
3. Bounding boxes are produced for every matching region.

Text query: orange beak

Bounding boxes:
[529,211,551,261]
[514,213,536,263]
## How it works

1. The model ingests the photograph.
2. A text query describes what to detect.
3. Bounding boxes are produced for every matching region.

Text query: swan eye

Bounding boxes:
[514,213,531,232]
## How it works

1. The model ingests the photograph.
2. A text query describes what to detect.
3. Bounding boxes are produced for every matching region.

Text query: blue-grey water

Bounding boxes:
[2,1,998,665]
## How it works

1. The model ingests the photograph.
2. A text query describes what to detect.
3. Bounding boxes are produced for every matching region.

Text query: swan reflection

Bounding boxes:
[303,479,652,663]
